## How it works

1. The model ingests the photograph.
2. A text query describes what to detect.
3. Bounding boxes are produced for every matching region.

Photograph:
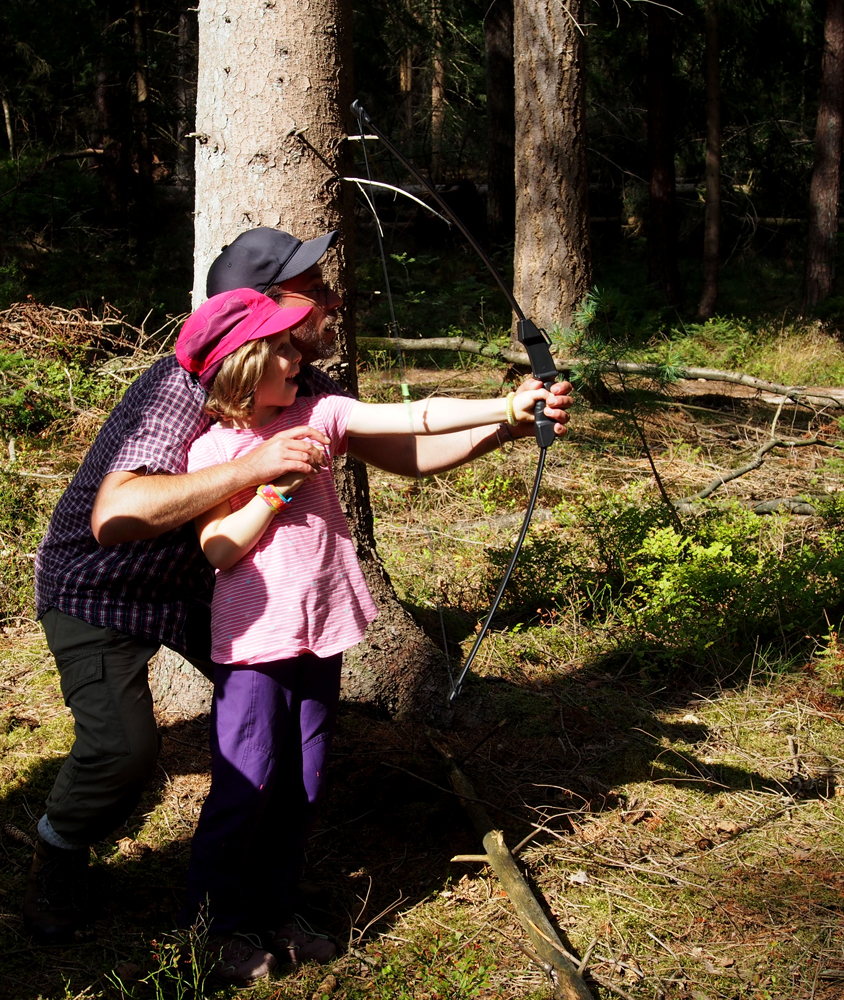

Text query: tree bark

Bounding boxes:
[485,0,515,243]
[149,646,213,719]
[512,0,592,338]
[804,0,844,309]
[92,4,134,221]
[697,0,720,318]
[174,10,198,186]
[430,0,446,184]
[192,0,354,303]
[646,6,680,306]
[132,0,154,231]
[190,0,450,719]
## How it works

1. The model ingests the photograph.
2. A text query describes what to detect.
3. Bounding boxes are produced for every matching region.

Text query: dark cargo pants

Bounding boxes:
[40,607,215,847]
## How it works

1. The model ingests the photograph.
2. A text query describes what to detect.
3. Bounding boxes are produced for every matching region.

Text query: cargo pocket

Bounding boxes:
[58,652,130,760]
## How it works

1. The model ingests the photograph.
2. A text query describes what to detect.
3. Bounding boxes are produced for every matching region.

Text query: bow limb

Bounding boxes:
[350,100,561,450]
[352,110,456,692]
[349,101,562,701]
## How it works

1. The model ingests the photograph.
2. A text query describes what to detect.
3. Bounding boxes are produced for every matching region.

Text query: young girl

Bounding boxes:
[177,287,554,983]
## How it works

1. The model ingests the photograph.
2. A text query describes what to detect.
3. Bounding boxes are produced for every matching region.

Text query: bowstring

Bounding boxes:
[355,119,454,689]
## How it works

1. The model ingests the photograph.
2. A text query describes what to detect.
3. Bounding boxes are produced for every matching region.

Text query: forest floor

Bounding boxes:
[1,359,843,1000]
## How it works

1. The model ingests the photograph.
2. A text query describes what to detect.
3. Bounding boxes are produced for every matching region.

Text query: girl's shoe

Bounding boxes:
[269,916,336,964]
[209,932,277,984]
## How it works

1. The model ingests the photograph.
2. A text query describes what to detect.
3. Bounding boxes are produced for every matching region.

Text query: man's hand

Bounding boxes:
[238,425,329,484]
[92,425,330,546]
[509,378,574,439]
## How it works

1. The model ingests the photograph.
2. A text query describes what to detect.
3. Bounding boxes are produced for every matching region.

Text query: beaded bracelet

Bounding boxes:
[256,483,292,513]
[495,422,515,450]
[505,390,518,426]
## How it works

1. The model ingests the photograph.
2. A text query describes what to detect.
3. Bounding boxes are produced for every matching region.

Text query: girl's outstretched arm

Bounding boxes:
[195,471,308,571]
[345,387,550,437]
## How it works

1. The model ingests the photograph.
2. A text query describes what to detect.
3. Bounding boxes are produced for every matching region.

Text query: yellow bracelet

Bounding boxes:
[505,391,517,426]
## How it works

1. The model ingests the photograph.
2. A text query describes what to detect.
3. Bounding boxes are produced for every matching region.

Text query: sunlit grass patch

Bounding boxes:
[643,314,844,386]
[0,635,71,813]
[516,672,844,999]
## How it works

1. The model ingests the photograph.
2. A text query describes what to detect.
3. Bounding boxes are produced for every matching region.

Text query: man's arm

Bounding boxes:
[347,379,574,476]
[92,425,329,545]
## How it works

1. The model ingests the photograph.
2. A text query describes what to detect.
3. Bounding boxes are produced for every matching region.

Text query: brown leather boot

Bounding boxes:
[269,917,336,964]
[23,838,90,944]
[209,933,277,984]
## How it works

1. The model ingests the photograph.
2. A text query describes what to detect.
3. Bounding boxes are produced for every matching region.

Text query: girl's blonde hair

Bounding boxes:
[204,337,271,422]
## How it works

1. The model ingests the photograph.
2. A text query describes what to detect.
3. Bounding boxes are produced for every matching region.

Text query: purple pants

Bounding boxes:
[186,652,342,933]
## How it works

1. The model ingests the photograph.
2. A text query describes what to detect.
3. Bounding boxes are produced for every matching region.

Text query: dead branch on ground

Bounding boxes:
[358,336,844,410]
[431,741,594,1000]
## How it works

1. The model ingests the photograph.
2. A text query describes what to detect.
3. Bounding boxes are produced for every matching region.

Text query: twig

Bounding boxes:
[577,936,599,975]
[584,973,638,1000]
[456,718,509,766]
[675,434,835,505]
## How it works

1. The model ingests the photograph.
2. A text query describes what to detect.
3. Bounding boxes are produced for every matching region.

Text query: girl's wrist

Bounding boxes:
[256,483,292,513]
[505,391,518,426]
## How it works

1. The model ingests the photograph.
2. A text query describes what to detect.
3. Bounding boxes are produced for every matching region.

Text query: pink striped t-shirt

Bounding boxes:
[186,394,378,665]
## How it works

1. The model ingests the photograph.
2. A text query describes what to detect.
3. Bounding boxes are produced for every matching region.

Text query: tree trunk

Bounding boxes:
[190,0,450,719]
[399,46,414,135]
[512,0,592,338]
[149,647,213,719]
[132,0,154,232]
[697,0,721,319]
[174,11,198,186]
[92,4,134,221]
[485,0,515,243]
[646,6,680,307]
[804,0,844,309]
[430,0,446,184]
[192,0,356,302]
[2,93,14,156]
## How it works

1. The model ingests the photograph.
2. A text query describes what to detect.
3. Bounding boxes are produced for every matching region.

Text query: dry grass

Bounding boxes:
[1,347,844,998]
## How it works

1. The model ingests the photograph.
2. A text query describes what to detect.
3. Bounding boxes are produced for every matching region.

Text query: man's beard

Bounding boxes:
[291,315,337,363]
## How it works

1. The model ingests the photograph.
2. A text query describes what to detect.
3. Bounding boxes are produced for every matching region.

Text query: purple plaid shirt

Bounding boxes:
[35,355,348,655]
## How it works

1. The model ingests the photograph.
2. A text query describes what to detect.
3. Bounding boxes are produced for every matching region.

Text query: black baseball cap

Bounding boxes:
[206,227,338,297]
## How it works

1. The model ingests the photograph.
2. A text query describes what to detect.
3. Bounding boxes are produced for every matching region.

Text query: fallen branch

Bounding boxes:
[356,337,844,409]
[431,742,594,1000]
[675,435,841,507]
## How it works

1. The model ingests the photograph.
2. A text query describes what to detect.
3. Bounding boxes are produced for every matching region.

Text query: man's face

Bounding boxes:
[274,265,343,364]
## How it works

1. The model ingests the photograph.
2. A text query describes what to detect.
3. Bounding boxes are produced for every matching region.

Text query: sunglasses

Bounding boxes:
[281,286,337,307]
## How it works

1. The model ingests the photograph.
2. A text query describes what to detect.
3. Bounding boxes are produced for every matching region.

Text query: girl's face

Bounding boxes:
[251,328,302,422]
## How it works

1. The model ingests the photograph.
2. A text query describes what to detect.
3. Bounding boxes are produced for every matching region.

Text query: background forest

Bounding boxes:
[0,0,839,329]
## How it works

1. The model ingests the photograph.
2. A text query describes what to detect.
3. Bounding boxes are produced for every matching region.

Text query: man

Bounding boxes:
[26,226,575,954]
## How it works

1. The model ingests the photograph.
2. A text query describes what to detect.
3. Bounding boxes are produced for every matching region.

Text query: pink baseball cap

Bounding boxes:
[176,288,312,388]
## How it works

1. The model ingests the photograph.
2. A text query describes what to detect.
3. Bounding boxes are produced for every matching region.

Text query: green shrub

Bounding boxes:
[0,348,123,437]
[492,491,844,666]
[0,470,56,623]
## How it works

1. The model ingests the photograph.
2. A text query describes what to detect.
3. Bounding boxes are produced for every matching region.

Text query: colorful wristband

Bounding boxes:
[505,391,518,426]
[256,483,292,513]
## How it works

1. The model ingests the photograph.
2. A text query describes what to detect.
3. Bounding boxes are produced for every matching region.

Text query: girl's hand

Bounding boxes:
[509,378,574,439]
[271,467,318,498]
[512,387,552,423]
[271,440,325,498]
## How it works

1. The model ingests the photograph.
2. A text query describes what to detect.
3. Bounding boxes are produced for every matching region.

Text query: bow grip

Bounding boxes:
[517,318,558,449]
